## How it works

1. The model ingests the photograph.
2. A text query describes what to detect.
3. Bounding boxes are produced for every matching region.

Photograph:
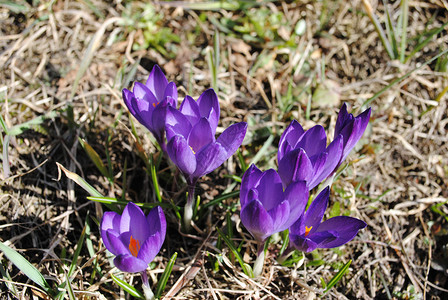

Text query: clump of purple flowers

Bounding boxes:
[120,65,370,282]
[122,65,247,231]
[240,104,370,276]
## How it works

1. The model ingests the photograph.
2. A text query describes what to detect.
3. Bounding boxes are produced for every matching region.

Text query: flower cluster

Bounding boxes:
[101,64,370,288]
[101,65,247,277]
[240,104,370,269]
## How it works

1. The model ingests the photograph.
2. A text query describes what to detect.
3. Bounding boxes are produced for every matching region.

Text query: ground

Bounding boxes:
[0,0,448,299]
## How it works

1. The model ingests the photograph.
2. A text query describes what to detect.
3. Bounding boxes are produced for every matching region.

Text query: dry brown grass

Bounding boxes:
[1,0,447,299]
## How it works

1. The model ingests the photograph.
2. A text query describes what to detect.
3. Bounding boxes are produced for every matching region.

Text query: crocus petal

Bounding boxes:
[257,169,284,211]
[309,135,343,189]
[146,206,167,240]
[295,125,327,157]
[267,200,290,232]
[308,230,338,246]
[308,152,328,189]
[145,65,168,101]
[100,212,121,252]
[315,216,367,248]
[240,199,274,242]
[120,202,150,242]
[133,82,157,107]
[240,164,263,206]
[123,90,152,130]
[101,211,121,232]
[302,187,330,236]
[334,103,351,137]
[278,120,305,162]
[167,135,197,176]
[281,180,308,229]
[165,106,192,141]
[188,118,215,153]
[289,234,318,253]
[193,122,247,177]
[137,233,164,264]
[340,108,371,162]
[191,142,223,180]
[292,231,337,253]
[150,100,169,143]
[122,89,138,117]
[278,148,313,188]
[106,230,131,256]
[179,95,201,126]
[197,89,220,133]
[163,81,178,104]
[114,254,148,273]
[215,122,247,156]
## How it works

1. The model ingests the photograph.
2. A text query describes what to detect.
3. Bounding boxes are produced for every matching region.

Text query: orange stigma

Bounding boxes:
[129,235,141,257]
[189,146,196,154]
[152,102,160,108]
[305,226,312,237]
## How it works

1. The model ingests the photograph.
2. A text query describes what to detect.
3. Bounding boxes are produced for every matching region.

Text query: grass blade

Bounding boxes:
[68,225,86,278]
[404,21,448,63]
[150,159,162,203]
[0,114,9,135]
[362,48,448,108]
[155,252,177,299]
[0,241,54,296]
[236,149,247,172]
[383,0,398,58]
[399,0,409,62]
[87,196,174,210]
[249,134,274,166]
[65,274,76,300]
[361,0,395,59]
[2,134,10,178]
[201,190,240,210]
[324,259,352,293]
[111,273,145,299]
[56,162,103,197]
[7,111,58,136]
[78,138,111,180]
[216,227,252,277]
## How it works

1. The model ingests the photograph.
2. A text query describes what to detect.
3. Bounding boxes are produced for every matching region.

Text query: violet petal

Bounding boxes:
[302,187,330,236]
[197,89,220,134]
[114,254,148,273]
[240,199,274,242]
[166,135,197,176]
[187,118,215,153]
[145,65,168,101]
[179,95,201,126]
[120,202,150,242]
[315,216,367,248]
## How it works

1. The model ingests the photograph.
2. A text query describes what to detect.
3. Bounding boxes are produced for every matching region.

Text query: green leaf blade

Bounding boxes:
[0,241,54,296]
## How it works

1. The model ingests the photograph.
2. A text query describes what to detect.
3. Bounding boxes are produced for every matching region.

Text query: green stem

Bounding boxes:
[253,241,266,277]
[141,271,154,300]
[183,185,196,232]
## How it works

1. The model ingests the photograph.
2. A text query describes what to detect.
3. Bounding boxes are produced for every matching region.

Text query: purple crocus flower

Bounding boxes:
[101,202,166,273]
[122,65,178,150]
[289,187,366,253]
[335,103,371,163]
[165,88,247,185]
[278,121,343,190]
[240,164,309,242]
